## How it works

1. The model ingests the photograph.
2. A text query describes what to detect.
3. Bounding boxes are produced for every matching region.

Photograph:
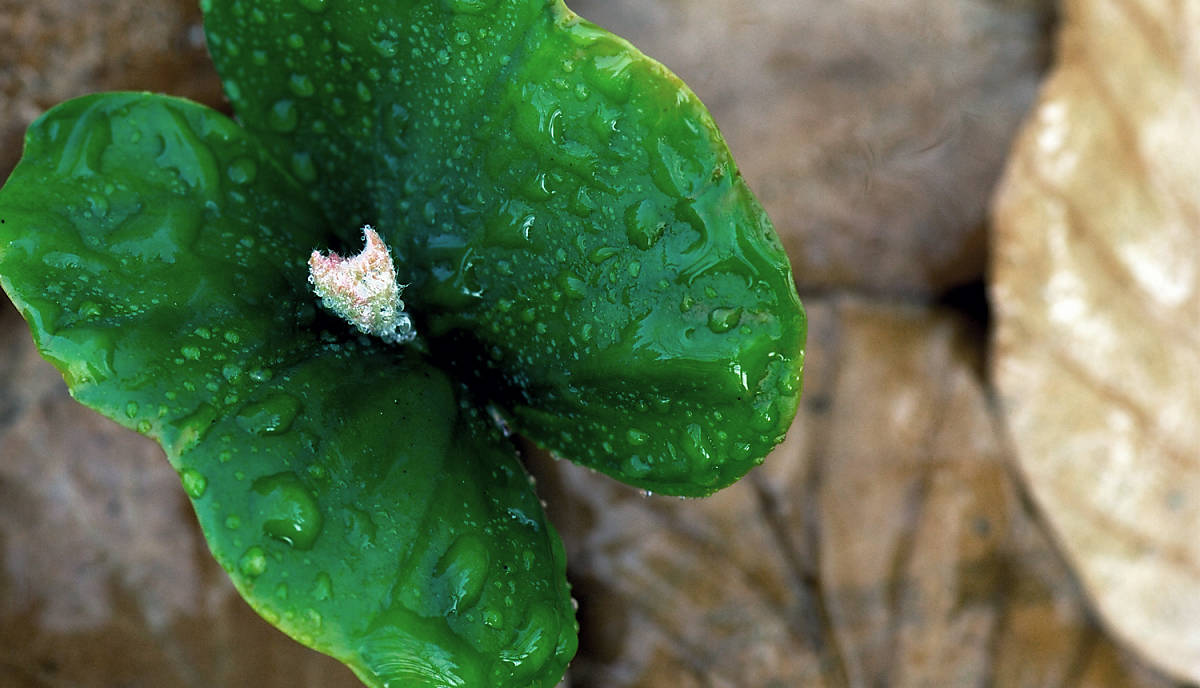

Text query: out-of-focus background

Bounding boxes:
[3,0,1198,685]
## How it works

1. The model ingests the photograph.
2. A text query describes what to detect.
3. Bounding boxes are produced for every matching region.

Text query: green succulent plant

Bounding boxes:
[0,0,805,685]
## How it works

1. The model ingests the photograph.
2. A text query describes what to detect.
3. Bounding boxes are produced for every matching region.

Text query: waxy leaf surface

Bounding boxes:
[202,0,807,495]
[0,93,576,688]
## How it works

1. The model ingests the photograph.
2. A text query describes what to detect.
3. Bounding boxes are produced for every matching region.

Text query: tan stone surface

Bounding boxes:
[991,0,1200,682]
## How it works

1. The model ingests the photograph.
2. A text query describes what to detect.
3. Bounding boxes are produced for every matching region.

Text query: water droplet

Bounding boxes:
[778,373,799,396]
[275,582,289,600]
[286,32,305,49]
[443,0,493,13]
[520,171,553,201]
[559,272,587,299]
[238,546,268,578]
[180,468,208,498]
[355,81,373,103]
[435,534,490,613]
[297,0,326,12]
[345,506,378,548]
[248,367,273,383]
[268,99,299,132]
[446,0,495,12]
[304,607,323,628]
[222,363,243,382]
[227,156,258,185]
[236,393,302,435]
[483,609,503,628]
[648,138,702,199]
[586,52,634,103]
[225,514,242,529]
[371,35,398,57]
[125,401,139,418]
[313,571,334,601]
[587,246,618,264]
[252,471,323,550]
[627,428,648,446]
[707,306,742,334]
[291,151,317,182]
[501,603,559,675]
[289,73,315,98]
[752,401,779,432]
[624,199,667,250]
[624,454,651,477]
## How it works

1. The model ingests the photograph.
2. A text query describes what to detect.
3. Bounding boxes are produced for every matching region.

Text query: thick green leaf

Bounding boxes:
[203,0,806,495]
[0,93,576,688]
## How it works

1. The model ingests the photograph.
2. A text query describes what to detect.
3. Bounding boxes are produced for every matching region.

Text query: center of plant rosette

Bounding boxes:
[0,0,807,685]
[307,226,416,345]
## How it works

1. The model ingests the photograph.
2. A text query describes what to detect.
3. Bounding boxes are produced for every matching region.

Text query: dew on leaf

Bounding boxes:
[238,546,268,578]
[289,73,316,98]
[236,393,302,435]
[624,198,666,250]
[267,99,299,133]
[707,306,742,334]
[252,471,323,550]
[442,0,494,14]
[180,468,209,498]
[435,534,490,612]
[291,151,317,182]
[304,608,323,629]
[313,571,333,601]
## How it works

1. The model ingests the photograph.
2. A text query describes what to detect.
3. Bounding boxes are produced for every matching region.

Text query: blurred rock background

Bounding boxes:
[0,0,1194,686]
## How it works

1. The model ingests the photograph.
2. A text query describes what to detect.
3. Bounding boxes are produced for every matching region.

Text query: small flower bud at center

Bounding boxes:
[308,226,416,344]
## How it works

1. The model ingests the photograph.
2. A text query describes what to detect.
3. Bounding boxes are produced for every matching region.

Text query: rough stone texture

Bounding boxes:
[570,0,1055,295]
[991,0,1200,682]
